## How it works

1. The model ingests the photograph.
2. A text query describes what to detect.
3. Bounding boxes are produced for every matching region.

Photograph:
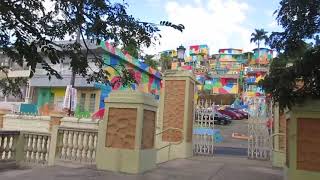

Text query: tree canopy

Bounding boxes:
[142,55,159,70]
[0,0,184,97]
[260,0,320,110]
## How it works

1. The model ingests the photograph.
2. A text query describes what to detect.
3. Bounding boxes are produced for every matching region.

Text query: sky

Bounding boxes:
[125,0,283,55]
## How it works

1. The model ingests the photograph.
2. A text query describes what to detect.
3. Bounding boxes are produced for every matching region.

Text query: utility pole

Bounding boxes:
[68,29,80,116]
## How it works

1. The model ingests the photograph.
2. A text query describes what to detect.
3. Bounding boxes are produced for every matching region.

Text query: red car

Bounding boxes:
[226,107,249,119]
[218,109,242,120]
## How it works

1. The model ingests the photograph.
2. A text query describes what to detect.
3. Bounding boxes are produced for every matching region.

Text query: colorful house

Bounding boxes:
[185,45,209,69]
[201,48,245,96]
[250,48,273,65]
[29,40,162,117]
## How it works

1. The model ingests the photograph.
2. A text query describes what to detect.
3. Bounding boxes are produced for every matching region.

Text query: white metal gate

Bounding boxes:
[247,97,272,160]
[193,100,215,156]
[248,117,271,160]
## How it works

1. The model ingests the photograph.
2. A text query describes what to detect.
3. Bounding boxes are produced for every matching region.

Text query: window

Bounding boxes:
[79,93,86,111]
[89,93,96,112]
[55,96,64,110]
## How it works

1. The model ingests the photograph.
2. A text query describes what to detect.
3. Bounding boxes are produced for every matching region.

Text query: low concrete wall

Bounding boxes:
[1,114,99,133]
[2,114,51,133]
[60,117,99,130]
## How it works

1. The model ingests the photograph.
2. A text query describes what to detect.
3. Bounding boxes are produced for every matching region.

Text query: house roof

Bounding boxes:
[30,75,95,88]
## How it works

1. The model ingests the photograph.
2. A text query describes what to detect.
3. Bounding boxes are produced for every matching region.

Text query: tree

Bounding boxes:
[268,0,320,52]
[0,0,184,97]
[142,55,159,70]
[159,54,173,72]
[260,0,320,110]
[250,29,268,66]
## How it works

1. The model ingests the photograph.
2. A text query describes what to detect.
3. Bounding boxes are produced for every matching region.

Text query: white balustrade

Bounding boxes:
[23,132,51,164]
[0,131,19,161]
[57,127,98,164]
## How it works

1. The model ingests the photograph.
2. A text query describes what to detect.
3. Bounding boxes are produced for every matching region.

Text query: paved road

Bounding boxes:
[215,120,249,149]
[0,156,283,180]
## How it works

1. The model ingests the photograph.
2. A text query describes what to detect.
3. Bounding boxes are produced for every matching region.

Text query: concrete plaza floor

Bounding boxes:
[0,155,283,180]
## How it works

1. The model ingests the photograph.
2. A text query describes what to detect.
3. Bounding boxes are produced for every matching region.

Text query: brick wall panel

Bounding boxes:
[162,80,185,142]
[142,110,156,149]
[297,118,320,171]
[106,108,137,149]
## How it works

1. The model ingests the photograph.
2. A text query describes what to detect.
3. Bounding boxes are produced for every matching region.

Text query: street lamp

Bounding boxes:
[177,45,186,67]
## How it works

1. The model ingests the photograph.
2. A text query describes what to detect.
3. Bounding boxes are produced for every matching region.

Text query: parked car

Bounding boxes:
[226,107,249,119]
[214,111,232,125]
[218,109,242,120]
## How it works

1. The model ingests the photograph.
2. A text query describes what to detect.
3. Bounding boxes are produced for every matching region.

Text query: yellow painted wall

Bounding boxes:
[52,88,65,97]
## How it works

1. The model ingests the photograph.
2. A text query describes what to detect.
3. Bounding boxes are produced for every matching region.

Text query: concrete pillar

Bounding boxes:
[48,125,59,166]
[96,91,158,174]
[49,114,63,131]
[156,70,196,163]
[0,110,9,129]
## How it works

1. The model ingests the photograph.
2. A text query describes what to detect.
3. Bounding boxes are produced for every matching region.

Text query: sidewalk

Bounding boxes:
[0,156,283,180]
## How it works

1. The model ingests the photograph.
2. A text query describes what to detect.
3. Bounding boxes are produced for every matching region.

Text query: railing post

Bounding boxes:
[48,125,59,166]
[15,132,25,163]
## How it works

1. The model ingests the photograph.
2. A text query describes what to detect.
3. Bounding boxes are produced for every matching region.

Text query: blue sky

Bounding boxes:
[125,0,283,54]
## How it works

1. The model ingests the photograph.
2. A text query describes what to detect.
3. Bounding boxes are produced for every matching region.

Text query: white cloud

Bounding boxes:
[144,0,256,54]
[268,20,278,29]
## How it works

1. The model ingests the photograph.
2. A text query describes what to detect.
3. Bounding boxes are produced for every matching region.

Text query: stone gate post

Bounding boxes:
[157,70,196,163]
[96,91,158,174]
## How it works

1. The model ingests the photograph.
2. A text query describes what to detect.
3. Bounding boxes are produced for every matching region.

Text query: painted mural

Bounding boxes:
[100,41,162,101]
[250,48,273,65]
[245,71,266,84]
[204,78,238,94]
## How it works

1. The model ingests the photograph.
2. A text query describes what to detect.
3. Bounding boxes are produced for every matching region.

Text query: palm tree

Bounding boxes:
[250,29,268,67]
